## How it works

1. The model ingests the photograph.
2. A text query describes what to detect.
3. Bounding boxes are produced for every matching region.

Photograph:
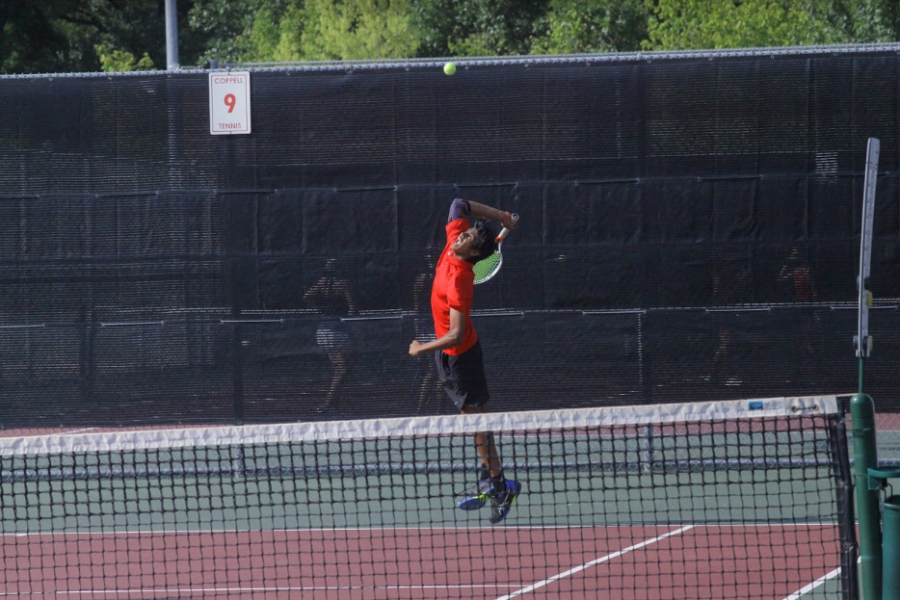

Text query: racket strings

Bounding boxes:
[473,252,502,283]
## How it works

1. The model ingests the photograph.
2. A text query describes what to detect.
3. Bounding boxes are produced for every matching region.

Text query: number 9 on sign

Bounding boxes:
[224,93,236,113]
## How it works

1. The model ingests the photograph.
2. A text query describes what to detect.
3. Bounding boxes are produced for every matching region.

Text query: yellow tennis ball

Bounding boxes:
[443,62,456,76]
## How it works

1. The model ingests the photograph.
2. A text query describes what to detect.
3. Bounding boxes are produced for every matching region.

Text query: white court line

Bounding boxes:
[43,585,521,597]
[781,567,842,600]
[492,525,695,600]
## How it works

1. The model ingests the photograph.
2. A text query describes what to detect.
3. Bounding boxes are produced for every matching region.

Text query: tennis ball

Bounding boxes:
[443,62,456,76]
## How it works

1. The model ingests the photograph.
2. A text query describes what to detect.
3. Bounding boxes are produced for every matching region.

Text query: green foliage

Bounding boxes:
[300,0,420,60]
[2,0,900,74]
[0,0,223,74]
[645,0,854,50]
[238,3,299,62]
[239,0,419,62]
[63,0,173,71]
[411,0,549,57]
[530,0,648,54]
[0,0,89,74]
[96,45,155,72]
[188,0,277,64]
[838,0,896,41]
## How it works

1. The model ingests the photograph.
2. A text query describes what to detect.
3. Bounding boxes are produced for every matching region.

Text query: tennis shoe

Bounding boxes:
[456,479,493,511]
[489,479,522,524]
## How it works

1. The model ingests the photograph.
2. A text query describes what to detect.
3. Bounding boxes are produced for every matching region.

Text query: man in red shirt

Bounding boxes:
[408,197,521,524]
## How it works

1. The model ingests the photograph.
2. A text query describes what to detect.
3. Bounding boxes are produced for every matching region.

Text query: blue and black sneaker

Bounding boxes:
[456,479,493,511]
[489,479,522,524]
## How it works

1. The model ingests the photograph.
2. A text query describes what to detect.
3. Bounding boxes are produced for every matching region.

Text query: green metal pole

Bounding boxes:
[881,495,900,600]
[852,393,882,600]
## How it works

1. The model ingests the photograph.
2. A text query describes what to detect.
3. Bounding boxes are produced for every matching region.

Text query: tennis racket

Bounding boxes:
[473,214,518,285]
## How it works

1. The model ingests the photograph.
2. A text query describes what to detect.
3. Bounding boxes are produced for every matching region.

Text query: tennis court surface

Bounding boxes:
[0,395,854,599]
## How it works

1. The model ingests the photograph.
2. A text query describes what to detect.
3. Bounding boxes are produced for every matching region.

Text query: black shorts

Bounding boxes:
[435,340,490,410]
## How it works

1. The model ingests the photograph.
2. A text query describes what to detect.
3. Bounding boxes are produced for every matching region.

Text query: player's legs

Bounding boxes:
[460,405,521,523]
[461,403,501,479]
[435,341,497,478]
[436,343,497,501]
[316,322,351,412]
[324,349,348,406]
[435,342,520,521]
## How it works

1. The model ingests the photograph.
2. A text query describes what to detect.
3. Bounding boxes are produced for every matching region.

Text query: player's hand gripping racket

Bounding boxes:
[473,214,518,285]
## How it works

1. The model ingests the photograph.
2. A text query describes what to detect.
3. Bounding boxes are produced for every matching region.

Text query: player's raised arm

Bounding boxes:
[463,200,518,230]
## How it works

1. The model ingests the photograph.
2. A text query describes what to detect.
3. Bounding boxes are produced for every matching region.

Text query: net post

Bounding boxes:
[833,397,860,600]
[852,393,882,600]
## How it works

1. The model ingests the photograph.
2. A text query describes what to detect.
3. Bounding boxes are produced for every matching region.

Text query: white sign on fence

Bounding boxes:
[209,72,251,135]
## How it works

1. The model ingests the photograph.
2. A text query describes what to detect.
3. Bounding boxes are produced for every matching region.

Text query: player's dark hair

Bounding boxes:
[468,218,497,264]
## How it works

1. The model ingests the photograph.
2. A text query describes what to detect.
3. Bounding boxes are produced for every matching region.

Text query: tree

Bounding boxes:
[410,0,549,57]
[236,3,300,62]
[836,0,898,41]
[0,0,90,74]
[530,0,648,54]
[0,0,237,74]
[95,45,155,72]
[299,0,419,60]
[188,0,280,65]
[4,0,900,74]
[643,0,890,50]
[238,0,419,62]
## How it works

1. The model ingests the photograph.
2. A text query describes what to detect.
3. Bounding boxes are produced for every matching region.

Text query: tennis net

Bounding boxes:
[0,395,855,599]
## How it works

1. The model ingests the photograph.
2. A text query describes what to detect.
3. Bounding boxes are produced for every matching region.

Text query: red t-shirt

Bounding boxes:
[431,219,477,355]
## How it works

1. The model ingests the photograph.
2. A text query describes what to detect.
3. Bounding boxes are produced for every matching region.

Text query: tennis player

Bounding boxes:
[304,258,357,415]
[408,197,521,524]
